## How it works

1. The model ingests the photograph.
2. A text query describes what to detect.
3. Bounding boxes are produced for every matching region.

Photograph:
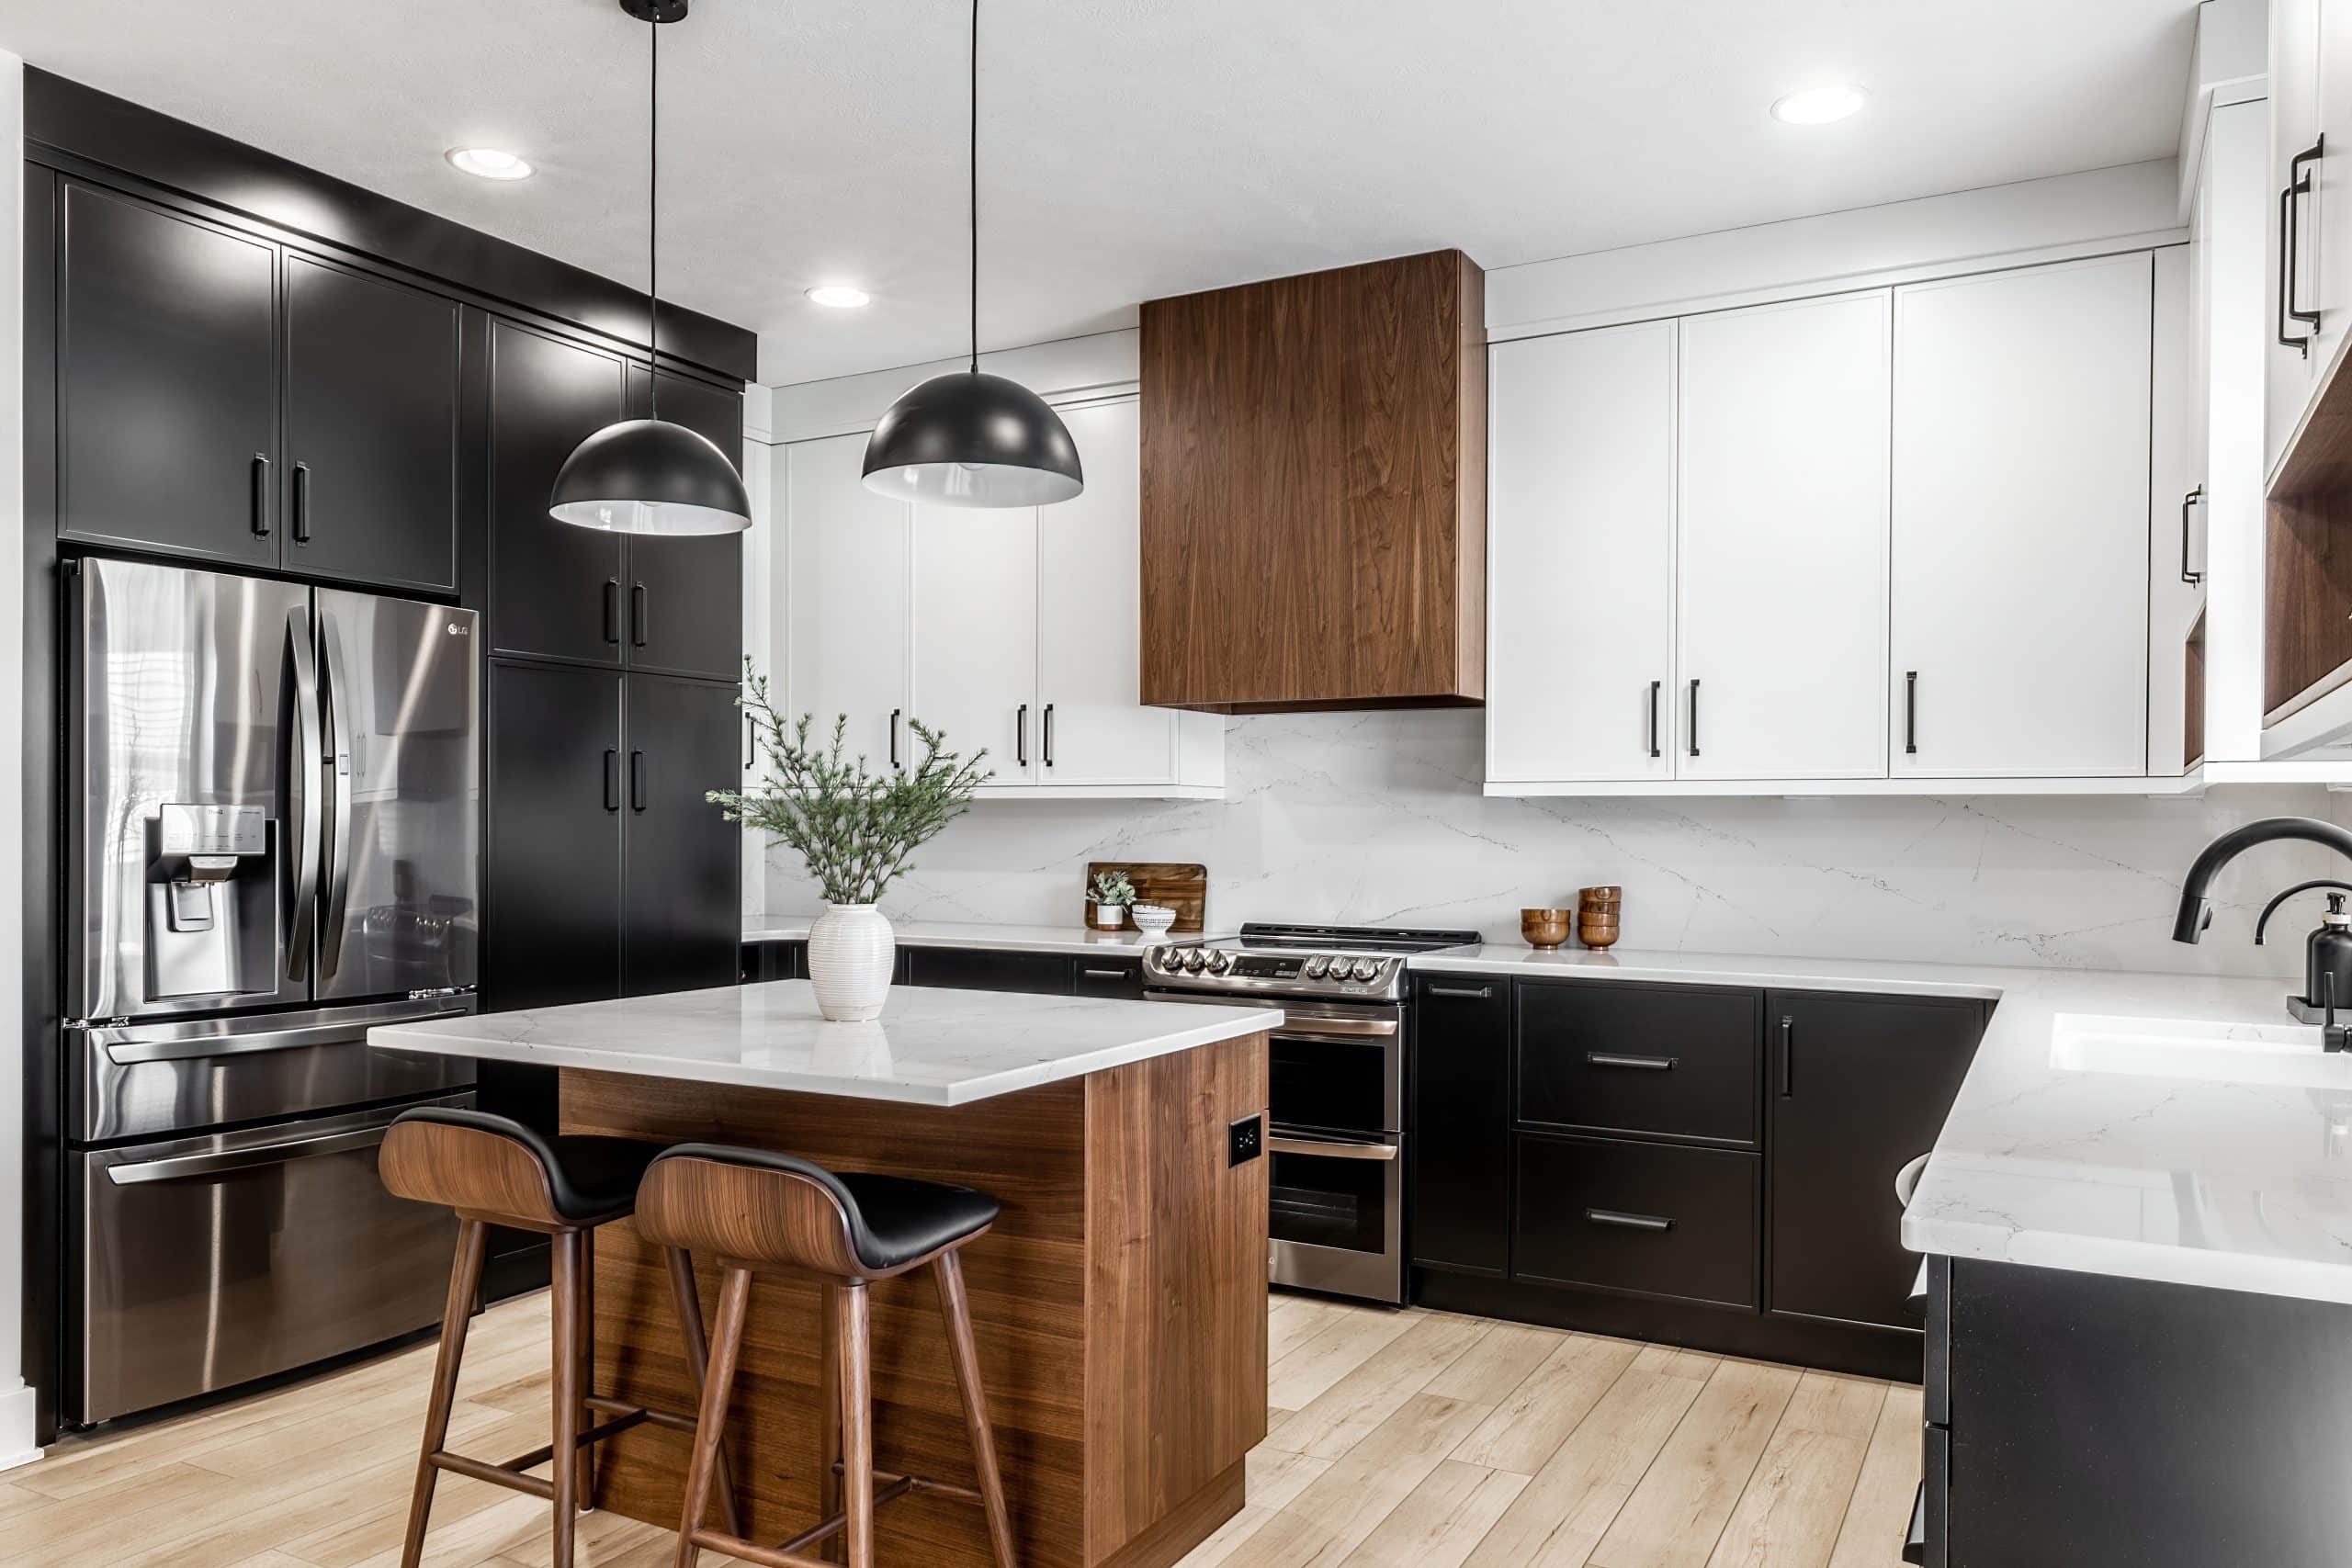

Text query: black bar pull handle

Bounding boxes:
[2281,179,2301,351]
[2181,487,2204,586]
[1648,679,1662,760]
[1043,702,1056,768]
[1426,984,1493,1000]
[1781,1014,1795,1097]
[630,582,648,649]
[1586,1209,1674,1234]
[1016,703,1029,768]
[603,748,619,813]
[744,715,755,770]
[290,462,312,544]
[890,708,902,770]
[1586,1051,1676,1071]
[629,750,647,812]
[1687,679,1701,758]
[2290,138,2326,345]
[251,454,272,537]
[1905,671,1918,756]
[602,579,621,645]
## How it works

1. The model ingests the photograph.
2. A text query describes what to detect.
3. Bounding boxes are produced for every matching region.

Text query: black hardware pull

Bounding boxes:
[1426,984,1493,1000]
[1905,671,1918,756]
[1781,1014,1795,1097]
[251,455,271,537]
[1016,704,1029,768]
[1687,679,1701,758]
[1586,1051,1676,1071]
[1586,1209,1674,1234]
[602,580,621,645]
[291,462,312,544]
[1043,703,1056,768]
[630,582,648,648]
[744,716,755,770]
[889,708,902,770]
[2180,487,2204,586]
[1648,679,1662,760]
[2281,180,2300,351]
[629,750,647,812]
[602,749,619,813]
[2290,138,2326,345]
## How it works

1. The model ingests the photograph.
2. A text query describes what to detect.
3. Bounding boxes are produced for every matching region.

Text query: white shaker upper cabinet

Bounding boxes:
[1036,399,1180,785]
[1487,321,1677,782]
[2270,0,2326,475]
[912,500,1039,785]
[1677,290,1891,781]
[785,432,910,770]
[1890,254,2152,778]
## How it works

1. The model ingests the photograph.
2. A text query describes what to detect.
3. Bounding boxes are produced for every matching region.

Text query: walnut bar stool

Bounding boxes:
[634,1145,1015,1568]
[379,1108,743,1568]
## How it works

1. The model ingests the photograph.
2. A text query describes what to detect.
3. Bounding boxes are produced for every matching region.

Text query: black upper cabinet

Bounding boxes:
[1767,989,1984,1331]
[58,181,278,567]
[282,255,461,593]
[625,367,745,681]
[485,661,623,1010]
[488,321,628,664]
[622,674,743,998]
[1409,976,1511,1277]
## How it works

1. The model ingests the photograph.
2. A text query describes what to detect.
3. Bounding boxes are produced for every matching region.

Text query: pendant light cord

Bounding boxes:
[968,0,979,375]
[648,11,661,417]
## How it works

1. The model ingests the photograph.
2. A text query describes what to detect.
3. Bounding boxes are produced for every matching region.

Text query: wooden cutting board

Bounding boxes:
[1082,862,1207,932]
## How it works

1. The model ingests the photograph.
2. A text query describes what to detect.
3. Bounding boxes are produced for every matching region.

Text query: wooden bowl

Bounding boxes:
[1578,914,1621,950]
[1577,886,1623,910]
[1521,908,1574,949]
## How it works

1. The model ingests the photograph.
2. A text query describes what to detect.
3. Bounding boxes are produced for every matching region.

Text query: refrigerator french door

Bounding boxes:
[63,557,481,1423]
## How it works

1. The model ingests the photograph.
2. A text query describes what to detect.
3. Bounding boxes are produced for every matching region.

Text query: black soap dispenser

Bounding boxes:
[2312,894,2352,1017]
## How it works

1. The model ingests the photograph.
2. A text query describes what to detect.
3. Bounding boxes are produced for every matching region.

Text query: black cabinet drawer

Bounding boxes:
[740,941,804,983]
[1512,1133,1758,1308]
[1517,980,1759,1146]
[902,946,1072,995]
[1070,957,1145,999]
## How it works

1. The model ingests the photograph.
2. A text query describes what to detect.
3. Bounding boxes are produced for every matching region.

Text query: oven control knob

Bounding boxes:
[1351,957,1383,982]
[1303,955,1330,978]
[1208,950,1234,974]
[1182,947,1208,973]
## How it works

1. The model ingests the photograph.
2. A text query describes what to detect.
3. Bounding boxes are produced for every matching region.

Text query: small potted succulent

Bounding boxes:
[711,664,989,1021]
[1091,869,1137,930]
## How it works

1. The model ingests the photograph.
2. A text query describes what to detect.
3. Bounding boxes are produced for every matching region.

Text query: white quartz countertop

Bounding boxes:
[741,919,1228,956]
[371,982,1282,1107]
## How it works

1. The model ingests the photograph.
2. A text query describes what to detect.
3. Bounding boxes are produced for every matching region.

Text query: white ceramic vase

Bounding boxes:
[1092,902,1127,930]
[808,903,896,1021]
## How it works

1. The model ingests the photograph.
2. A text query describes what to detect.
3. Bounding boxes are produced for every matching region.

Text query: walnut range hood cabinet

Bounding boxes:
[1139,249,1487,712]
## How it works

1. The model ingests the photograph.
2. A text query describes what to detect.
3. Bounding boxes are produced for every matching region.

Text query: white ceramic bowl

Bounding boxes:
[1131,904,1178,935]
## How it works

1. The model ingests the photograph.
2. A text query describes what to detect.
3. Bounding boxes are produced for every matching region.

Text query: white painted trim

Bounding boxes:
[971,784,1226,802]
[2177,0,2269,218]
[0,51,33,1470]
[0,1384,36,1472]
[1486,775,2203,799]
[1486,161,2187,344]
[768,330,1139,445]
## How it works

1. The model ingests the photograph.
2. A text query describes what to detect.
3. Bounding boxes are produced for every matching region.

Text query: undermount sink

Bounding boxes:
[2050,1012,2352,1089]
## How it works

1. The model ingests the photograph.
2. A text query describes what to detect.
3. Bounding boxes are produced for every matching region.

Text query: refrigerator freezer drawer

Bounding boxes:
[74,1093,468,1425]
[72,997,477,1143]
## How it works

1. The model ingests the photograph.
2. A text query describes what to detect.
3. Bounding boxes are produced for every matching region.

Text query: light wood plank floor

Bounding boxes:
[2,1290,1919,1567]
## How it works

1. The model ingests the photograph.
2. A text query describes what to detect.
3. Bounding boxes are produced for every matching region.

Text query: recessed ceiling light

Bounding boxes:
[807,285,873,309]
[1770,85,1867,126]
[446,147,534,181]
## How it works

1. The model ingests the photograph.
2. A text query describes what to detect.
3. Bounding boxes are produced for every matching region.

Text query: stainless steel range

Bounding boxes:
[1145,923,1481,1304]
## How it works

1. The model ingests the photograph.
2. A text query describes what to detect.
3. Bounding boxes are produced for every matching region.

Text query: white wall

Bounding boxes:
[764,708,2333,978]
[0,51,38,1469]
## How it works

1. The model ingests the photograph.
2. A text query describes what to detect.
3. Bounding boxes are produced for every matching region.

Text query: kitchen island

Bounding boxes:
[372,982,1280,1568]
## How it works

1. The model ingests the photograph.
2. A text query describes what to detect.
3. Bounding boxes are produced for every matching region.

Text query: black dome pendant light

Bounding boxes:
[862,0,1082,507]
[549,0,752,536]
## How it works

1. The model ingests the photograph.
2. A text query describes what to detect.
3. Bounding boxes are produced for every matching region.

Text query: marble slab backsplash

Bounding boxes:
[762,709,2347,978]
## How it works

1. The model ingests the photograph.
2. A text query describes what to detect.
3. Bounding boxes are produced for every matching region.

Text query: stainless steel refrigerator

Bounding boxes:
[64,557,481,1424]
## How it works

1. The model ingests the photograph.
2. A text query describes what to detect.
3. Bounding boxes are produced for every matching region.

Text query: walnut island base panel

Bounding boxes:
[557,1033,1270,1568]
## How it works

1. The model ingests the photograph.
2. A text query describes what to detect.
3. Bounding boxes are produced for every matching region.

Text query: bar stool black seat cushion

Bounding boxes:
[391,1107,662,1224]
[654,1144,1001,1272]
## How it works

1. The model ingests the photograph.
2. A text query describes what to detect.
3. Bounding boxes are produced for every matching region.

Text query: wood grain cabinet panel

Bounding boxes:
[1139,250,1486,711]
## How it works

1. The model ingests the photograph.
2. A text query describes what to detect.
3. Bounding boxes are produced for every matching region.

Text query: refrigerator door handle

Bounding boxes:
[317,610,356,979]
[284,608,323,982]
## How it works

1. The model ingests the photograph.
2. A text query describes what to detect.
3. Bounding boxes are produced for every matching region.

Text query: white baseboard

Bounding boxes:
[0,1382,41,1471]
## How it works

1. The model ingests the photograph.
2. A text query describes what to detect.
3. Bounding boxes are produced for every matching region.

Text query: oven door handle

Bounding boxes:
[1268,1134,1399,1162]
[1272,1013,1400,1039]
[103,1125,390,1185]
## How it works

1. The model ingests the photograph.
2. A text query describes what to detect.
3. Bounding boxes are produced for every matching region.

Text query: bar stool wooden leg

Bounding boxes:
[837,1283,876,1568]
[576,1226,597,1513]
[400,1218,487,1568]
[550,1228,582,1568]
[662,1247,746,1540]
[674,1266,752,1568]
[818,1279,842,1564]
[934,1251,1016,1568]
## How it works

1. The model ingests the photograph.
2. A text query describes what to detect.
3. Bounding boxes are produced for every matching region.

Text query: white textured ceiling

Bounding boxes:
[0,0,2198,387]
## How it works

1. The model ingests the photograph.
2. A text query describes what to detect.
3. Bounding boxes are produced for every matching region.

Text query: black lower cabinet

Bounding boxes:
[1409,976,1510,1276]
[1513,1134,1758,1308]
[1768,991,1984,1330]
[1934,1258,2352,1567]
[741,941,804,982]
[486,661,623,1010]
[905,946,1074,994]
[1070,956,1146,999]
[622,674,743,997]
